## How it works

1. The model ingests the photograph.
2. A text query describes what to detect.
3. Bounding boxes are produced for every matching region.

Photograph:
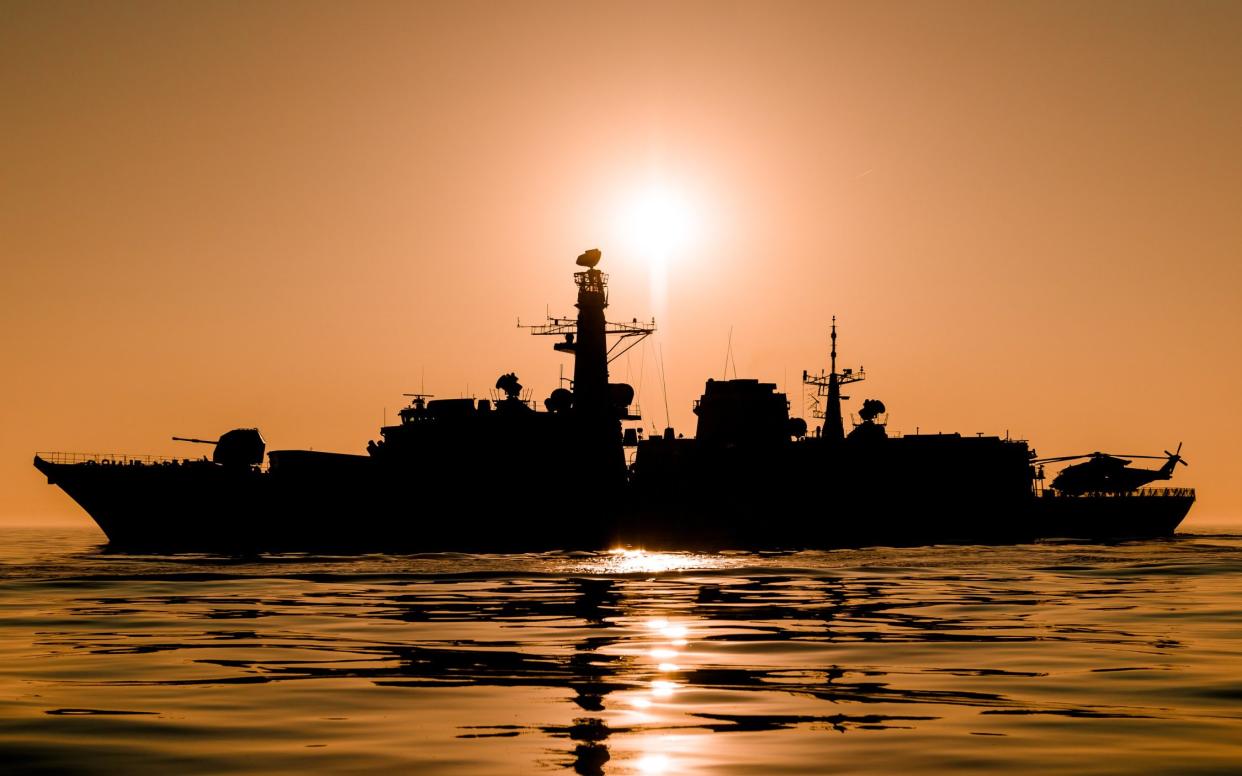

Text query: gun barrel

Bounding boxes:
[171,436,218,445]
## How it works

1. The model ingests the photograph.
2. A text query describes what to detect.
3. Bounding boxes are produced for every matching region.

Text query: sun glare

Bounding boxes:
[616,181,703,319]
[626,183,699,260]
[592,547,727,574]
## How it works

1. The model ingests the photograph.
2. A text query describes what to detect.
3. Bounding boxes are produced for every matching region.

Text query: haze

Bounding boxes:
[3,1,1240,528]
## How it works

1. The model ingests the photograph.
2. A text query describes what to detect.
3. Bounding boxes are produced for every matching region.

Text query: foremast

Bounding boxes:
[565,257,611,419]
[524,249,655,483]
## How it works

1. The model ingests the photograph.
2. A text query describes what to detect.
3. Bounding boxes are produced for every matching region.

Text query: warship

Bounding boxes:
[33,249,1194,550]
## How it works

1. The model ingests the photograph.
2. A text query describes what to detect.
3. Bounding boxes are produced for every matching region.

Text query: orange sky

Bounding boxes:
[3,1,1240,528]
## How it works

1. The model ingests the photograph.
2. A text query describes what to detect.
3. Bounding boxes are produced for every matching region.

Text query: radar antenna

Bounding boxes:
[520,249,655,364]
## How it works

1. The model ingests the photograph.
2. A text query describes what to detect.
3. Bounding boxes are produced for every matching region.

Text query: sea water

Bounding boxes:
[1,526,1241,775]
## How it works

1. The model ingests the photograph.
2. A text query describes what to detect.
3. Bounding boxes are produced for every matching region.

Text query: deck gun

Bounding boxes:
[172,428,266,468]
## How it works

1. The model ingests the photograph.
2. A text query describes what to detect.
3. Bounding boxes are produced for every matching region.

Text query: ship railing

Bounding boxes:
[1039,487,1196,499]
[36,451,197,466]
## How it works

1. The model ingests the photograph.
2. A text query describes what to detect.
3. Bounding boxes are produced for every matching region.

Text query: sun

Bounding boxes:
[614,181,703,318]
[624,182,699,261]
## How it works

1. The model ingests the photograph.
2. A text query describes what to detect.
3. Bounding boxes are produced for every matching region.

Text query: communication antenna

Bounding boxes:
[658,343,671,431]
[635,338,648,410]
[722,327,733,379]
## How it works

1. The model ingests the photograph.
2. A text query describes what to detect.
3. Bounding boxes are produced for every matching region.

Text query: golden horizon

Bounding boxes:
[2,2,1240,527]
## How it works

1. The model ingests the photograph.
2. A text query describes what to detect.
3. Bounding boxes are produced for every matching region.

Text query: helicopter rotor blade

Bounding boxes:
[1172,442,1187,466]
[1033,453,1125,464]
[1032,453,1126,464]
[1164,449,1189,466]
[1036,444,1189,467]
[1032,454,1091,464]
[1033,448,1186,465]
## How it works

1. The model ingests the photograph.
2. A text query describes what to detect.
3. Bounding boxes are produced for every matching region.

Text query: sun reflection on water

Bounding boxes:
[615,614,698,737]
[650,679,678,699]
[628,733,710,776]
[567,548,735,575]
[635,752,672,774]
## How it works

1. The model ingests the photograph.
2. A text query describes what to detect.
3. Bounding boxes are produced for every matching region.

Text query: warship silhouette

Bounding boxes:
[33,249,1194,550]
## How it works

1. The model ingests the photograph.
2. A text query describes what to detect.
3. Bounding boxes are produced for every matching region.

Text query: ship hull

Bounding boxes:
[33,455,616,552]
[35,456,270,549]
[620,494,1193,550]
[34,456,1192,552]
[622,432,1194,550]
[1026,490,1195,541]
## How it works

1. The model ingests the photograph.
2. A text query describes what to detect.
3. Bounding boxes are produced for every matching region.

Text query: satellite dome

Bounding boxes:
[576,249,602,268]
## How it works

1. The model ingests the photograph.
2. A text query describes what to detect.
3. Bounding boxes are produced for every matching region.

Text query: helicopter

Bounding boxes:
[1033,443,1188,495]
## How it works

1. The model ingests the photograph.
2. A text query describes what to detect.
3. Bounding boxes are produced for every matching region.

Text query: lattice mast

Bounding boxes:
[802,317,865,441]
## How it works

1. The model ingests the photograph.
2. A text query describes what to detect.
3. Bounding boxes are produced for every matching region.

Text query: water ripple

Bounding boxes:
[2,527,1241,774]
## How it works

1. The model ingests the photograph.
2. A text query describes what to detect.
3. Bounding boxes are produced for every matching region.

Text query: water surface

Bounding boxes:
[2,527,1241,774]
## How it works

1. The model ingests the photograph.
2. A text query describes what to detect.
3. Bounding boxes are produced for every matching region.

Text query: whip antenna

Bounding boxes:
[658,344,671,431]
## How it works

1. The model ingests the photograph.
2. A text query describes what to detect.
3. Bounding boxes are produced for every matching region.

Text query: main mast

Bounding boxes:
[803,316,865,441]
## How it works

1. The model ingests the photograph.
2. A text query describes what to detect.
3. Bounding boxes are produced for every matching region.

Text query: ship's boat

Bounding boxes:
[32,250,1194,550]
